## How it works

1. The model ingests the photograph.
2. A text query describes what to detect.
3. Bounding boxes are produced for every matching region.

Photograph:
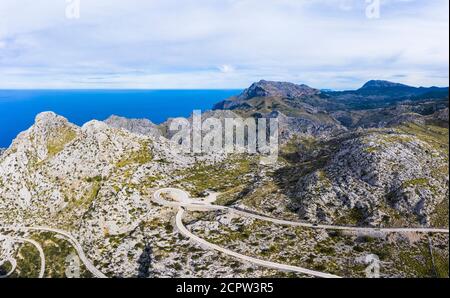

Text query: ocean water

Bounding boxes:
[0,89,240,148]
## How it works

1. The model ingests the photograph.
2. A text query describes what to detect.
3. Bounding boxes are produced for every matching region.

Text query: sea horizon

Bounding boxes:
[0,89,241,148]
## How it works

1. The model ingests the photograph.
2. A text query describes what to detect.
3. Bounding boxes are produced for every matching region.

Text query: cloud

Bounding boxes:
[218,64,235,74]
[0,0,448,89]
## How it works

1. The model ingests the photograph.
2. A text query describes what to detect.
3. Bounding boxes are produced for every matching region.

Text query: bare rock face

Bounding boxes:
[3,113,186,224]
[430,107,449,122]
[104,115,162,139]
[359,80,409,89]
[159,109,241,140]
[289,130,449,227]
[0,111,238,277]
[237,80,320,100]
[0,78,448,277]
[1,113,141,222]
[331,104,449,129]
[266,111,346,142]
[0,111,224,224]
[213,80,324,111]
[386,113,425,127]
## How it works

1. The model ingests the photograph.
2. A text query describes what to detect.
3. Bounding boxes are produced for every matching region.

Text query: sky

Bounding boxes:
[0,0,448,90]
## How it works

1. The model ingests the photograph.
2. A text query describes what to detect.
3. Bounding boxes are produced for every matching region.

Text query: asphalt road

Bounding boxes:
[154,188,450,234]
[175,207,341,278]
[1,186,447,279]
[153,187,449,278]
[0,234,45,278]
[0,226,106,278]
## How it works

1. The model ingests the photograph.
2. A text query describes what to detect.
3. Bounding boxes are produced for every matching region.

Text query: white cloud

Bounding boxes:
[0,0,448,89]
[218,64,235,74]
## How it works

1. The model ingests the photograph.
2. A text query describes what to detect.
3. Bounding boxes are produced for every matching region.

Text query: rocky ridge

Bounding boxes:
[288,129,449,226]
[104,115,162,139]
[237,80,320,100]
[0,111,254,277]
[0,79,448,278]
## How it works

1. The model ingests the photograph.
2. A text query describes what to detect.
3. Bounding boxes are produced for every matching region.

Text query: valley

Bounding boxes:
[1,80,449,278]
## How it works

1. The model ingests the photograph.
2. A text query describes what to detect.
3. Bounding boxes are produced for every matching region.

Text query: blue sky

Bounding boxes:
[0,0,448,89]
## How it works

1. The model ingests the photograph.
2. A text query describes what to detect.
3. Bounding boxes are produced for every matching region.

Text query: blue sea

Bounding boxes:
[0,89,241,148]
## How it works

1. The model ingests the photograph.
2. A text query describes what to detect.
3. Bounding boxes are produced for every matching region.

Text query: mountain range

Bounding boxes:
[0,79,448,278]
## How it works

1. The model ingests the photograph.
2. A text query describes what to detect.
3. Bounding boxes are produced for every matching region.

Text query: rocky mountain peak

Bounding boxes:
[8,112,79,161]
[238,80,319,100]
[81,119,109,133]
[35,111,58,122]
[359,80,410,90]
[104,115,161,138]
[432,107,449,122]
[105,115,157,128]
[34,111,71,129]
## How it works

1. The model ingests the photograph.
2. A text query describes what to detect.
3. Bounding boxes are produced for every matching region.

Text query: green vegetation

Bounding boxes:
[30,232,93,278]
[336,208,366,226]
[214,184,248,206]
[114,173,164,195]
[4,233,92,278]
[185,208,450,278]
[283,137,332,170]
[401,178,439,201]
[0,260,13,275]
[402,178,429,188]
[10,242,42,278]
[398,243,449,278]
[371,247,392,261]
[432,249,450,278]
[236,96,337,124]
[107,234,128,249]
[431,198,449,228]
[376,133,414,145]
[88,182,101,203]
[279,136,318,164]
[141,174,163,189]
[398,123,449,156]
[47,126,77,157]
[314,243,336,255]
[364,146,379,153]
[174,155,257,197]
[234,182,282,211]
[86,176,102,183]
[55,180,102,228]
[117,141,153,168]
[317,170,332,188]
[378,200,415,227]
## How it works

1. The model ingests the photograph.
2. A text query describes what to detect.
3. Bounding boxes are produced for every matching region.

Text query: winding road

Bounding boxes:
[153,187,449,278]
[0,235,45,278]
[176,208,341,278]
[0,258,17,279]
[0,187,447,278]
[0,257,17,279]
[0,226,106,278]
[154,188,450,234]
